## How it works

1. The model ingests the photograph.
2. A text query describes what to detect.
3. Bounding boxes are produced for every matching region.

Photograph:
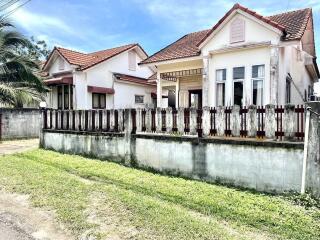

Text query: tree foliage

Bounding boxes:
[0,17,48,107]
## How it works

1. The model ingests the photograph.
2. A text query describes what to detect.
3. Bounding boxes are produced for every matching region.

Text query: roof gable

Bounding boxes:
[43,43,147,71]
[140,3,312,65]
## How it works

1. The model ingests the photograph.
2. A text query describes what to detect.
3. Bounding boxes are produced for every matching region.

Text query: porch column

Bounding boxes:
[157,72,162,108]
[270,47,279,105]
[175,79,179,108]
[202,55,210,107]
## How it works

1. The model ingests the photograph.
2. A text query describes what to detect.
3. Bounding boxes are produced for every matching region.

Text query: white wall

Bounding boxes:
[48,54,73,76]
[202,12,281,55]
[209,47,271,106]
[114,81,155,108]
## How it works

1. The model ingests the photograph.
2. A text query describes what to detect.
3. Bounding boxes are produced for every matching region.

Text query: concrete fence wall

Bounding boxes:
[0,108,41,140]
[40,102,320,196]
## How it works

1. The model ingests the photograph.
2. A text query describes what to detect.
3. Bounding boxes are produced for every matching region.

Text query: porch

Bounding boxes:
[157,67,206,109]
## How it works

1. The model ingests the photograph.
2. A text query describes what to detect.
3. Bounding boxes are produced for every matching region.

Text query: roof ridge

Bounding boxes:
[89,43,137,55]
[267,7,311,18]
[56,46,88,55]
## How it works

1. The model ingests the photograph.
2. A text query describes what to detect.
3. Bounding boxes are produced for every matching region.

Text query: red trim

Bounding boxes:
[197,3,286,47]
[44,76,73,85]
[87,86,115,94]
[114,73,156,86]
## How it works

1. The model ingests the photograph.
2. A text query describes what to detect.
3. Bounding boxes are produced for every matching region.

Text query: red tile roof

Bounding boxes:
[114,73,156,86]
[140,4,312,65]
[43,43,143,71]
[267,8,311,41]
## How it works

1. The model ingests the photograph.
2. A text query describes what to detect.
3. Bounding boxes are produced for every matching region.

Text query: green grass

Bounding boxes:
[0,149,319,239]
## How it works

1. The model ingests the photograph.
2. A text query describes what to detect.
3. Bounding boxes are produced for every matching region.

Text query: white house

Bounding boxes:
[139,3,319,108]
[43,43,156,110]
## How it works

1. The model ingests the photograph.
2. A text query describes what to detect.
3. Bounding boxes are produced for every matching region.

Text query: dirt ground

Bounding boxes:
[0,139,72,240]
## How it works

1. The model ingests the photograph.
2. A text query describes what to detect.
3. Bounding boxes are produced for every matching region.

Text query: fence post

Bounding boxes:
[216,106,225,137]
[146,108,152,132]
[265,104,276,139]
[118,109,124,132]
[202,106,210,137]
[156,107,162,133]
[247,105,257,137]
[166,107,173,133]
[231,105,240,137]
[189,108,197,135]
[136,108,142,132]
[178,107,185,134]
[109,109,115,131]
[124,109,132,136]
[283,104,295,140]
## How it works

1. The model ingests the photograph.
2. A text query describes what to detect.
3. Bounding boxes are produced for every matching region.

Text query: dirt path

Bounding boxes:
[0,191,73,240]
[0,139,39,155]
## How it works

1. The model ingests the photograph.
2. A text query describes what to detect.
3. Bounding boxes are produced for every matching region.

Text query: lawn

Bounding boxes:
[0,149,319,239]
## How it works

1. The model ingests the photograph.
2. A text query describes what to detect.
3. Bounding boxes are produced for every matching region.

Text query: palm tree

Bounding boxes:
[0,17,47,107]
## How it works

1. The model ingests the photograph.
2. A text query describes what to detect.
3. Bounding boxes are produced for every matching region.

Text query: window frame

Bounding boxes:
[135,95,144,104]
[216,68,226,106]
[92,93,106,109]
[232,66,245,106]
[251,64,265,106]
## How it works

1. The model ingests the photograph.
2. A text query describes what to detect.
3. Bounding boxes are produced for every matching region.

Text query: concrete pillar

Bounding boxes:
[175,80,179,108]
[156,107,162,132]
[265,104,276,139]
[202,56,209,107]
[95,110,100,131]
[177,107,185,134]
[87,110,93,131]
[102,110,107,131]
[216,106,225,137]
[123,109,132,137]
[145,108,152,132]
[270,47,279,105]
[69,110,74,130]
[247,105,257,137]
[57,110,62,129]
[74,110,80,131]
[157,73,162,107]
[118,109,124,132]
[110,109,115,131]
[81,110,86,131]
[136,108,142,132]
[166,107,173,133]
[283,104,295,140]
[202,106,210,137]
[51,110,57,130]
[231,105,240,137]
[190,108,198,135]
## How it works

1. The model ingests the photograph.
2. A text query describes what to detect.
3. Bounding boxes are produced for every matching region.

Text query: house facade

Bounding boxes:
[43,44,156,110]
[139,4,319,108]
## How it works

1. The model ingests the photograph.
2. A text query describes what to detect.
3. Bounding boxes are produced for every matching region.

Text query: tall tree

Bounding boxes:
[0,17,47,107]
[17,36,51,61]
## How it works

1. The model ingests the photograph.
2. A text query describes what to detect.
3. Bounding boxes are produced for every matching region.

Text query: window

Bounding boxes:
[252,65,264,106]
[286,76,291,104]
[230,18,245,43]
[216,69,226,106]
[233,67,244,106]
[92,93,106,109]
[57,86,63,109]
[135,95,144,104]
[64,85,69,109]
[58,57,65,70]
[128,50,136,71]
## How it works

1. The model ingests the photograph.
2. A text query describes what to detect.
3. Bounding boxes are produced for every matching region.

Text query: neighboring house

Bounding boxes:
[139,3,319,108]
[42,43,156,110]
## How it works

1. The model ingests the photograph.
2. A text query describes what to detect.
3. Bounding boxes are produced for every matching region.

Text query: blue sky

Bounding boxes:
[8,0,320,61]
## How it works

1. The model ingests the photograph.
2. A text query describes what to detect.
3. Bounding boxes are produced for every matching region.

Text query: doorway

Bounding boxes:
[189,90,202,109]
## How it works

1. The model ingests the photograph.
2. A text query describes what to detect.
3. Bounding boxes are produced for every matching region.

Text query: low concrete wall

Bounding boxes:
[0,108,41,140]
[42,130,304,193]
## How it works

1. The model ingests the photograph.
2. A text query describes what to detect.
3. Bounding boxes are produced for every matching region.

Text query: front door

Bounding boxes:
[189,90,202,109]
